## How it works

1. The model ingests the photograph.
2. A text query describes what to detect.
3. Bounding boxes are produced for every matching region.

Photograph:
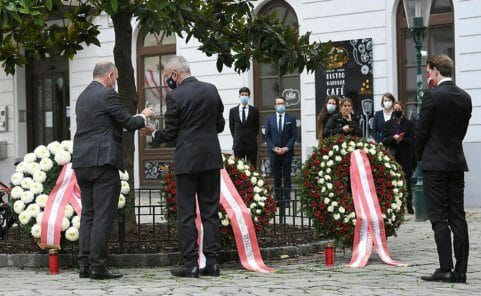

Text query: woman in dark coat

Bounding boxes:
[382,102,415,214]
[372,92,395,143]
[325,97,363,138]
[316,96,339,141]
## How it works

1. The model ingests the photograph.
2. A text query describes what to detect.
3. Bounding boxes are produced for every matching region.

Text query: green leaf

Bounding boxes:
[45,0,53,11]
[111,0,118,13]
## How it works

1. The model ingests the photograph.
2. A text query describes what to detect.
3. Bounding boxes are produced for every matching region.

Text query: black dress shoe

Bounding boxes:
[90,267,123,280]
[421,269,454,282]
[170,265,199,278]
[79,266,90,278]
[200,263,220,276]
[454,272,467,283]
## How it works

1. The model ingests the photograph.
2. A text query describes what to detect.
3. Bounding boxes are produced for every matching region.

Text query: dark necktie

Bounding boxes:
[242,107,246,122]
[278,114,283,132]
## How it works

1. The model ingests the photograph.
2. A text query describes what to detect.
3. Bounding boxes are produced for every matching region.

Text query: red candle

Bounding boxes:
[325,242,335,266]
[49,249,59,275]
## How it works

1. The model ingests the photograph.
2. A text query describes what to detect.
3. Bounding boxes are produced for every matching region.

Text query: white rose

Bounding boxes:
[39,158,54,172]
[64,204,74,218]
[391,215,396,222]
[328,192,334,198]
[348,141,355,147]
[258,201,265,208]
[61,217,70,231]
[321,186,326,193]
[340,149,348,156]
[320,162,325,168]
[21,190,35,204]
[341,142,347,149]
[221,219,230,226]
[335,156,342,162]
[322,155,329,160]
[343,217,350,223]
[324,198,330,204]
[218,212,223,219]
[61,140,73,152]
[332,145,339,151]
[35,194,48,208]
[327,206,334,212]
[236,163,244,171]
[333,213,341,220]
[254,216,258,222]
[32,170,47,183]
[31,224,41,238]
[249,203,256,209]
[254,194,261,202]
[254,186,261,193]
[326,183,333,190]
[16,162,28,173]
[30,182,44,194]
[34,145,50,159]
[369,149,376,155]
[21,177,33,190]
[393,188,399,194]
[383,155,390,161]
[23,153,37,163]
[318,178,325,184]
[72,215,81,229]
[121,181,130,195]
[356,142,363,148]
[328,151,334,157]
[257,180,264,187]
[253,172,259,177]
[331,201,338,207]
[19,211,32,225]
[11,172,24,186]
[13,200,26,214]
[385,163,391,169]
[118,194,126,208]
[318,171,323,177]
[26,203,41,218]
[26,162,41,175]
[347,146,354,152]
[227,157,235,165]
[391,204,398,210]
[243,165,250,171]
[339,207,345,214]
[54,150,71,165]
[244,170,251,177]
[47,141,62,154]
[250,177,257,184]
[325,175,331,181]
[65,226,79,241]
[350,212,356,218]
[382,214,387,219]
[256,209,262,214]
[398,180,404,187]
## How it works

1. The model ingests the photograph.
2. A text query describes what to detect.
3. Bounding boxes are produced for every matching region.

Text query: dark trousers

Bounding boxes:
[403,169,413,212]
[270,153,292,202]
[176,169,220,267]
[75,165,121,269]
[234,149,257,167]
[423,170,469,273]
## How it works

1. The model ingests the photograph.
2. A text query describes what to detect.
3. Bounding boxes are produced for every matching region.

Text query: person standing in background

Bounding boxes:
[316,96,339,142]
[417,54,471,284]
[229,87,260,167]
[372,93,395,142]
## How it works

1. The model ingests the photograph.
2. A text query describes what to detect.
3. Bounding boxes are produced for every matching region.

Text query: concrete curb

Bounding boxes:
[0,240,328,268]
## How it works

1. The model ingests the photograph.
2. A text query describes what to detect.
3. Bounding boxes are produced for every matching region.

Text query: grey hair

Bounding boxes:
[166,56,191,73]
[93,60,117,78]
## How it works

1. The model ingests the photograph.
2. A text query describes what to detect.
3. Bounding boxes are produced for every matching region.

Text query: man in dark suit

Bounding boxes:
[229,87,260,167]
[73,61,153,279]
[416,54,472,284]
[148,56,225,278]
[265,96,297,206]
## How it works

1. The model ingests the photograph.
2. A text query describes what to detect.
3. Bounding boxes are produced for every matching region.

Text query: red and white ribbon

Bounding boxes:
[195,169,273,273]
[349,150,406,268]
[40,163,82,249]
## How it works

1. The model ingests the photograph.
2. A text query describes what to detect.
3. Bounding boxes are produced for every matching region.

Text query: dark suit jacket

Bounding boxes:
[72,81,145,171]
[265,113,297,157]
[373,110,389,143]
[416,80,471,171]
[382,117,415,174]
[152,76,225,175]
[229,105,260,151]
[324,112,363,138]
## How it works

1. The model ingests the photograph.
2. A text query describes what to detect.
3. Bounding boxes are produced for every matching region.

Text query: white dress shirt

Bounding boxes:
[239,104,249,122]
[276,112,284,131]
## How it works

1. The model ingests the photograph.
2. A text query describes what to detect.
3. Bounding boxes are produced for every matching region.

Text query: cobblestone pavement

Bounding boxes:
[1,209,480,296]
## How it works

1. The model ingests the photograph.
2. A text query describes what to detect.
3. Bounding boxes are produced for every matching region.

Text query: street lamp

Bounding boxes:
[402,0,431,221]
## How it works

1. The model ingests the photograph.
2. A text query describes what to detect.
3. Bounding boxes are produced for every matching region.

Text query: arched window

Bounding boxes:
[137,31,176,186]
[254,0,302,177]
[397,0,454,119]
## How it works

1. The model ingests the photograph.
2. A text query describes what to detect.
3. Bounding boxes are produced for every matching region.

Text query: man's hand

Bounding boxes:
[141,107,154,118]
[279,147,289,155]
[141,124,155,136]
[273,147,282,155]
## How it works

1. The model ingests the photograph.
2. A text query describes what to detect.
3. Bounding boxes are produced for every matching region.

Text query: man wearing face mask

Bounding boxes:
[381,102,415,214]
[265,96,297,209]
[417,54,472,284]
[73,60,153,279]
[229,87,260,167]
[146,56,225,278]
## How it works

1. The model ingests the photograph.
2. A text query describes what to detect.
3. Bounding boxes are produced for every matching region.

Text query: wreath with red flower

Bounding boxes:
[298,134,407,246]
[162,155,277,246]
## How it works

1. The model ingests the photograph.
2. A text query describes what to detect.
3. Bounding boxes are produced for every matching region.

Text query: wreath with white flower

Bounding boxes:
[298,135,407,246]
[162,155,277,245]
[8,140,129,246]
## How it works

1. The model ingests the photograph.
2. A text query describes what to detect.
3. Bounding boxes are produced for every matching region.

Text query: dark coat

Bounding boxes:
[152,76,225,175]
[265,113,297,157]
[72,81,145,171]
[229,105,260,151]
[373,110,390,143]
[382,117,415,174]
[416,80,472,171]
[324,112,363,138]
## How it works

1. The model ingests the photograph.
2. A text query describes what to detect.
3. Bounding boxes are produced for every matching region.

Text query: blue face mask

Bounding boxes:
[166,73,177,89]
[240,96,249,105]
[326,104,336,114]
[276,105,285,113]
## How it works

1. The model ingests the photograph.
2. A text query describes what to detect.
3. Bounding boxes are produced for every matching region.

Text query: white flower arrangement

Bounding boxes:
[8,140,129,245]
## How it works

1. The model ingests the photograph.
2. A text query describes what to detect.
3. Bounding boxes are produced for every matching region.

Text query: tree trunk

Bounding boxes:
[111,7,138,233]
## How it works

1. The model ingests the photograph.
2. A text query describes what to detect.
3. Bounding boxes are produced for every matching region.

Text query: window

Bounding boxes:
[397,0,454,119]
[137,31,176,186]
[254,0,302,177]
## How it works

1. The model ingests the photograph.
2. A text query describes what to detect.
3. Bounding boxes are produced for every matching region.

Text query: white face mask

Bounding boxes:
[383,101,392,109]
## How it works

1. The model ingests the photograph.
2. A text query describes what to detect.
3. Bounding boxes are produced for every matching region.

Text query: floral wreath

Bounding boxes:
[8,140,128,244]
[299,135,407,245]
[162,155,277,245]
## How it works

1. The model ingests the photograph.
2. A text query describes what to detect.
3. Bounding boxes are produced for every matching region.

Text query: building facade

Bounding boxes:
[1,0,480,206]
